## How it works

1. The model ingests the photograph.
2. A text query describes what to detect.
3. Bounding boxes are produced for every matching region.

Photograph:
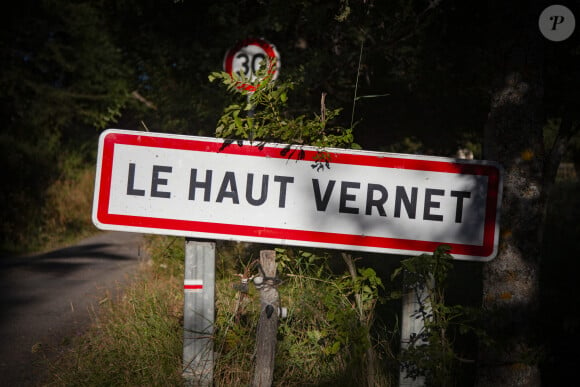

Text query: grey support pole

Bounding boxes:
[183,239,216,386]
[399,276,434,387]
[399,284,428,387]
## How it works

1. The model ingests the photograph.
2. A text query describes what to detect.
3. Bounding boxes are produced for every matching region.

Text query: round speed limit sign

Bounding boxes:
[223,38,280,91]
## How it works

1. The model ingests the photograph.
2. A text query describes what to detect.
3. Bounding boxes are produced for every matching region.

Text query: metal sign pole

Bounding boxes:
[183,239,215,386]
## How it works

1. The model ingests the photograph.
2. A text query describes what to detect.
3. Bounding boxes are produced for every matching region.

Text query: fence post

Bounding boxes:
[183,239,215,386]
[251,250,279,387]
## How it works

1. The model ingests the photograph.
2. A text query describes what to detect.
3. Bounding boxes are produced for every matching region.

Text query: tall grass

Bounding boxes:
[46,235,185,386]
[41,163,96,249]
[1,152,98,255]
[45,236,398,386]
[213,245,397,386]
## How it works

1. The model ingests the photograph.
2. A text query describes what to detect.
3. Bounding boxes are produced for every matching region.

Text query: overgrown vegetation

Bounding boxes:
[45,235,397,386]
[0,157,97,254]
[389,246,485,386]
[40,155,97,249]
[46,235,185,386]
[208,61,358,152]
[44,234,491,386]
[213,245,397,386]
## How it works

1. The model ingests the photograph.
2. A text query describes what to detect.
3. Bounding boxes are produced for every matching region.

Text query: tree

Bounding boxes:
[476,1,578,385]
[0,0,132,249]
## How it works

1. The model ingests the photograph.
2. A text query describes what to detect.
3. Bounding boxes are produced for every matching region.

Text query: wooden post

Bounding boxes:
[183,239,215,386]
[252,250,279,387]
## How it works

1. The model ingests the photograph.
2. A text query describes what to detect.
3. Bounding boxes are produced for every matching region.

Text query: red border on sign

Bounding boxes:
[95,131,501,259]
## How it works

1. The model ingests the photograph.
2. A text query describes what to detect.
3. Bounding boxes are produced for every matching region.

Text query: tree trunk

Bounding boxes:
[477,2,544,386]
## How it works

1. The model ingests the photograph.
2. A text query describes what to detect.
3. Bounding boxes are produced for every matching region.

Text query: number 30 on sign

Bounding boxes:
[223,38,280,91]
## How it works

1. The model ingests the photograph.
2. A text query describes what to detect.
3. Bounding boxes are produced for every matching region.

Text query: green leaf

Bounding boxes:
[327,341,341,355]
[391,267,402,280]
[234,114,243,129]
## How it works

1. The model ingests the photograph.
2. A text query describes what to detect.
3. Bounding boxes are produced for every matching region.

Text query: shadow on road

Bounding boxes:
[0,231,147,386]
[1,242,135,274]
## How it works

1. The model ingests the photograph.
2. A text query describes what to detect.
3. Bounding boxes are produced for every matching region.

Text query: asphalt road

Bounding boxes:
[0,231,147,385]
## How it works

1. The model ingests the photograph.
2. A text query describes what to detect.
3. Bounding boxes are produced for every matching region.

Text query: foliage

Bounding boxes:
[273,248,394,385]
[0,0,131,252]
[209,60,360,155]
[208,243,398,386]
[275,249,381,360]
[215,241,397,385]
[390,246,485,386]
[41,159,96,248]
[1,0,131,135]
[0,150,96,254]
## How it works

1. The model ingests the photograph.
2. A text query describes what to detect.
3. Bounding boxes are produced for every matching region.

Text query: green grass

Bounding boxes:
[43,237,398,386]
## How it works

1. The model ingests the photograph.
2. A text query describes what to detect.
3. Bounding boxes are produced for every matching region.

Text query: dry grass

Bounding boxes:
[43,236,398,386]
[41,165,97,250]
[45,235,185,386]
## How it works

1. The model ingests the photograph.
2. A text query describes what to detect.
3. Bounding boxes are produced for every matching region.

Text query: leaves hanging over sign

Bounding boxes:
[209,58,360,167]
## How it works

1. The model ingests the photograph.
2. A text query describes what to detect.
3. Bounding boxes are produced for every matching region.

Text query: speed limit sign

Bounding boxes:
[223,38,281,91]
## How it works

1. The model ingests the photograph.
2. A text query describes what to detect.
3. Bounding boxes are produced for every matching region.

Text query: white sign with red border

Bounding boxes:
[223,38,280,91]
[92,129,502,261]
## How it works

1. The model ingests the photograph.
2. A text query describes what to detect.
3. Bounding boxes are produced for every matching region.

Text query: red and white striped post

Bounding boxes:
[183,239,215,386]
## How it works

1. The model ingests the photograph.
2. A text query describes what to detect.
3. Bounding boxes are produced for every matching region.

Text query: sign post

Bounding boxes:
[182,239,215,386]
[252,250,279,387]
[399,279,432,387]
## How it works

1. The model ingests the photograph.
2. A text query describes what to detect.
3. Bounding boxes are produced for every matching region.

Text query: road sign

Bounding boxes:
[223,38,280,91]
[92,129,503,261]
